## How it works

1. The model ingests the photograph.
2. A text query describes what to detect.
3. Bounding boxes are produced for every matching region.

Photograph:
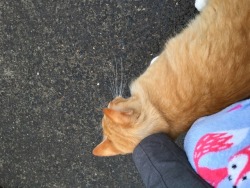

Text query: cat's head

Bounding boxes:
[92,96,169,156]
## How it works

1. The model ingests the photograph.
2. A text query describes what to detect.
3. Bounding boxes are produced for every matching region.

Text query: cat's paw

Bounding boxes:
[150,56,159,65]
[195,0,208,11]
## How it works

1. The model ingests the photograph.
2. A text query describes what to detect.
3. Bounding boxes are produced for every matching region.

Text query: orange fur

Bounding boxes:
[93,0,250,156]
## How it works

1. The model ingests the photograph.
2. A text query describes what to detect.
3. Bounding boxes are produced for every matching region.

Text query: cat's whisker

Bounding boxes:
[109,61,117,98]
[108,76,116,98]
[115,60,119,97]
[106,56,127,98]
[121,80,127,97]
[119,58,124,97]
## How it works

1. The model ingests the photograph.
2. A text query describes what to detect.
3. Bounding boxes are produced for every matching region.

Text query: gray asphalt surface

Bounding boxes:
[1,1,197,187]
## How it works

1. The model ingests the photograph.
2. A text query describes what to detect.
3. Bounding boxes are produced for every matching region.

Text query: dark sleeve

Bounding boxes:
[132,133,212,188]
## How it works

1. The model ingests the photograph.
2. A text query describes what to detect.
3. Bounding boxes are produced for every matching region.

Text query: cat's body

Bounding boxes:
[93,0,250,156]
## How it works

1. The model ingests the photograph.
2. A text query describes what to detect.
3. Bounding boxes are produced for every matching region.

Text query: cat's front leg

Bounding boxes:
[195,0,208,11]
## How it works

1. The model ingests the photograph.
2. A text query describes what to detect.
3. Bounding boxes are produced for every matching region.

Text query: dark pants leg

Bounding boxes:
[132,133,212,188]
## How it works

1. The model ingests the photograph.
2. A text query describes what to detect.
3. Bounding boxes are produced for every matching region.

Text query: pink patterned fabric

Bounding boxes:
[185,99,250,188]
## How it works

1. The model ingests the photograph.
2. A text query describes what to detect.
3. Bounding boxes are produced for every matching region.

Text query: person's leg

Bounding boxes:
[132,133,212,188]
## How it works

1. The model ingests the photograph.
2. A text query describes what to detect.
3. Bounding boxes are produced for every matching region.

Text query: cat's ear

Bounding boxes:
[92,138,121,156]
[103,108,133,125]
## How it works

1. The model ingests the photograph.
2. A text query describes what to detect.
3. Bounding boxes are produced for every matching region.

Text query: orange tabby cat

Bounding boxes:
[93,0,250,156]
